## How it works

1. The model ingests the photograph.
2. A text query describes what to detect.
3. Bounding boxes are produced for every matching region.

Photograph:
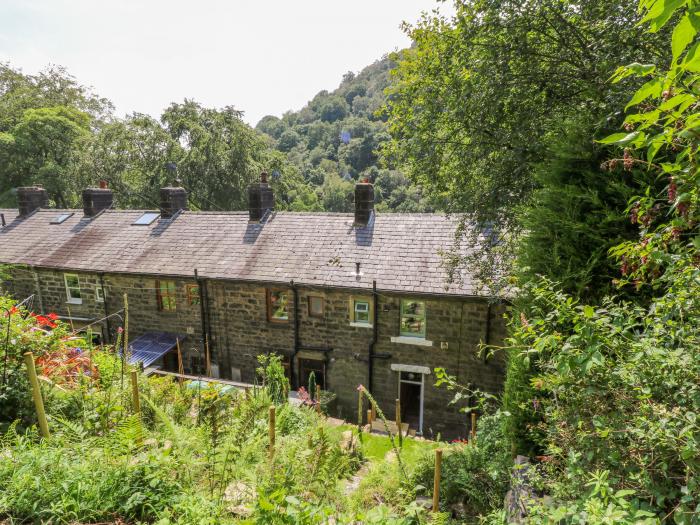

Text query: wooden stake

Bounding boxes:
[23,352,49,438]
[432,448,443,512]
[367,409,373,427]
[357,388,363,430]
[315,388,321,414]
[130,370,141,415]
[395,398,403,446]
[176,339,184,385]
[268,405,276,458]
[371,403,376,423]
[471,412,477,442]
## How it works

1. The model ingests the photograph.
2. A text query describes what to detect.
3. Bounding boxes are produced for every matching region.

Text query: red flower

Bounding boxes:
[46,313,59,321]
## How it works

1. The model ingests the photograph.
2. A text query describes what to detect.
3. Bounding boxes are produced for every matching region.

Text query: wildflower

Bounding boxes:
[630,202,640,224]
[356,384,365,392]
[118,327,124,334]
[621,256,630,276]
[623,148,634,171]
[668,177,677,203]
[520,312,529,327]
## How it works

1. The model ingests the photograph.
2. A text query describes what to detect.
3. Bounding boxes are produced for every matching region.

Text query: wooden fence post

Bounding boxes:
[395,398,403,446]
[367,409,373,428]
[432,448,443,512]
[130,370,141,415]
[357,388,363,430]
[315,388,321,414]
[268,405,276,458]
[471,412,477,442]
[23,352,49,438]
[176,339,184,385]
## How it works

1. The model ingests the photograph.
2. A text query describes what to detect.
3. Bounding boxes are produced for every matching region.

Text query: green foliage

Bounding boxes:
[256,353,290,405]
[517,120,641,300]
[256,58,437,213]
[412,413,511,519]
[383,0,670,287]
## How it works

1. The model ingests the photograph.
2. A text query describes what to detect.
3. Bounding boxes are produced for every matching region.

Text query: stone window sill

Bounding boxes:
[66,299,83,305]
[349,322,373,329]
[390,336,433,347]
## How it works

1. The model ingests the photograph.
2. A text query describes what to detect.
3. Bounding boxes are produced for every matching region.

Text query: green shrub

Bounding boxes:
[411,413,510,519]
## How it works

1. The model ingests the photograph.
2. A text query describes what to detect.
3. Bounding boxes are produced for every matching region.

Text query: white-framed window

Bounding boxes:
[400,299,426,338]
[350,297,372,327]
[64,273,82,304]
[95,286,105,303]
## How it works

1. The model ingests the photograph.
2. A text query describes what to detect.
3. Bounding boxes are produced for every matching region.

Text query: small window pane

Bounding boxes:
[64,274,82,302]
[133,212,160,225]
[158,281,177,311]
[268,290,289,321]
[96,287,105,302]
[50,213,73,224]
[400,299,426,337]
[308,296,323,317]
[187,284,200,306]
[354,300,370,324]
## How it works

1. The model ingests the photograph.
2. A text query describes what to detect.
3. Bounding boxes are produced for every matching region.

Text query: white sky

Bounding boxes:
[0,0,451,126]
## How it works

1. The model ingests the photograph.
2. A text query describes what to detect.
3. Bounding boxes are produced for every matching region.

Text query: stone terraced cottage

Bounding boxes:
[0,178,507,439]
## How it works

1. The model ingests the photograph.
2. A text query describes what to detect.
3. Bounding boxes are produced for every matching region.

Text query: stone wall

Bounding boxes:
[4,267,507,439]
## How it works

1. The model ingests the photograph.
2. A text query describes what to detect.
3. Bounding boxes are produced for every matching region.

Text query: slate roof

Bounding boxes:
[0,209,18,224]
[0,209,484,297]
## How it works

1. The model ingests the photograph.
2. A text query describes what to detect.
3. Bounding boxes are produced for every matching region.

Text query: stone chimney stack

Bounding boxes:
[17,186,48,217]
[82,181,113,217]
[160,186,188,219]
[248,172,275,222]
[354,179,374,226]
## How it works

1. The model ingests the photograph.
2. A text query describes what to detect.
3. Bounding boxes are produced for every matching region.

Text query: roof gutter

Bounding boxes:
[17,265,496,301]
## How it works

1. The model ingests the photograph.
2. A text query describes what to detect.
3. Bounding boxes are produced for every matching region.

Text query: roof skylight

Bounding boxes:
[50,213,74,225]
[132,212,160,226]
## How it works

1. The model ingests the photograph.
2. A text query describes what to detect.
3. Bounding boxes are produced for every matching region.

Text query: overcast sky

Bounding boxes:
[0,0,451,126]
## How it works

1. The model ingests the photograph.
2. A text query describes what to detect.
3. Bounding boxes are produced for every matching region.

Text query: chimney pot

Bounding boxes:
[16,186,49,217]
[248,172,274,222]
[160,186,188,219]
[83,186,113,217]
[354,181,374,226]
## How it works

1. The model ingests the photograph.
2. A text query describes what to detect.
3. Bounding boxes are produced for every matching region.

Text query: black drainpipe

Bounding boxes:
[290,280,300,389]
[368,280,379,394]
[98,273,111,343]
[194,269,209,374]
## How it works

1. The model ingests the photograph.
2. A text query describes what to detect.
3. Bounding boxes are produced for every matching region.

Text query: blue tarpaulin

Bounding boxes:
[126,332,184,367]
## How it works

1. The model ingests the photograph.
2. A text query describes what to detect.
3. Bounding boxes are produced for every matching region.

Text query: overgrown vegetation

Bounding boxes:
[0,296,491,523]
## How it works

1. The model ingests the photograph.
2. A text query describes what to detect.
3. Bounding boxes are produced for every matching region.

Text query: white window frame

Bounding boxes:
[95,286,105,303]
[64,273,82,304]
[350,297,372,328]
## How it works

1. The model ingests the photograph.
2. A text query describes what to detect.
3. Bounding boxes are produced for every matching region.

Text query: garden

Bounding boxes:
[0,294,508,524]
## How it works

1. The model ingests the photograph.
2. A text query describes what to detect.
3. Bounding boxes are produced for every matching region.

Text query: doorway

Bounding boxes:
[298,358,326,391]
[398,370,424,435]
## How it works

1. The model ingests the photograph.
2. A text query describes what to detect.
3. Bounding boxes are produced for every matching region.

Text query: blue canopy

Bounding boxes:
[126,331,184,367]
